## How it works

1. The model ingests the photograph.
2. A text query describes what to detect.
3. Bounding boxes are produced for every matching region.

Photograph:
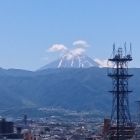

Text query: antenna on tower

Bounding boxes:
[124,42,127,57]
[130,43,132,56]
[113,43,115,58]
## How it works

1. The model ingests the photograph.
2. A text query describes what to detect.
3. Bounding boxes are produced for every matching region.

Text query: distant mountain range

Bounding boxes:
[0,67,138,118]
[38,54,99,70]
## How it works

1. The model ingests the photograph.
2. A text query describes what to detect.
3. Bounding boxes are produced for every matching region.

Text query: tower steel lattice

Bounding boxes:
[108,43,133,140]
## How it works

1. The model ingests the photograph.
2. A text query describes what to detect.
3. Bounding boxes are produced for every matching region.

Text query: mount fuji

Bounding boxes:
[39,54,100,70]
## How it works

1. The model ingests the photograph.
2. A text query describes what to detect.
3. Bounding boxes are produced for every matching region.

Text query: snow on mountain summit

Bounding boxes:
[39,53,100,70]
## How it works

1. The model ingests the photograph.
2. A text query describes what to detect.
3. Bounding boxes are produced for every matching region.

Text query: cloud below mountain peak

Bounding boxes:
[94,58,113,68]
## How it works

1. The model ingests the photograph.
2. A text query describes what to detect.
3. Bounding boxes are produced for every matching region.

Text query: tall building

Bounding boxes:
[0,118,13,135]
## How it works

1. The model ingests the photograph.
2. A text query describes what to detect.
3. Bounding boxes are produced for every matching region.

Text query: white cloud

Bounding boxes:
[47,44,68,52]
[46,42,86,61]
[73,40,89,47]
[94,58,113,68]
[70,48,85,55]
[63,48,86,60]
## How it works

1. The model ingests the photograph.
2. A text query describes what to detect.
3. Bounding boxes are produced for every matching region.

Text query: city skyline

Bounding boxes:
[0,0,140,70]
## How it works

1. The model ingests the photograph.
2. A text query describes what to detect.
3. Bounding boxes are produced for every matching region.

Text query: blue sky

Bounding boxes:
[0,0,140,70]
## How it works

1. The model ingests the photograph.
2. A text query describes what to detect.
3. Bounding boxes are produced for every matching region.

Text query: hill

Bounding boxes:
[0,67,138,117]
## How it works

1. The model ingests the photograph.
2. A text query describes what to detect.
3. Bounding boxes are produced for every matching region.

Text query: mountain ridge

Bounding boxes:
[0,67,138,117]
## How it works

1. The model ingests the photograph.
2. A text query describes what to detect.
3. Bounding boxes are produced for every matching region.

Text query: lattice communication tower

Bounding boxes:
[108,43,133,139]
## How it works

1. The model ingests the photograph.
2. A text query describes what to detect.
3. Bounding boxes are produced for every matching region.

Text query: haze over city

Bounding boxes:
[0,0,140,70]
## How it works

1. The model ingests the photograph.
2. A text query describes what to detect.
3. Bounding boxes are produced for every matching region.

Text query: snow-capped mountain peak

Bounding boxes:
[38,54,99,70]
